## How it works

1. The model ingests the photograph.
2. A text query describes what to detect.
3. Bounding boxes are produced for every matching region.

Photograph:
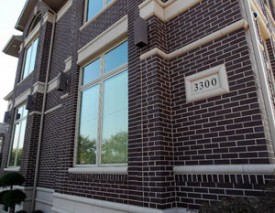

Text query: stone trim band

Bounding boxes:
[140,19,249,60]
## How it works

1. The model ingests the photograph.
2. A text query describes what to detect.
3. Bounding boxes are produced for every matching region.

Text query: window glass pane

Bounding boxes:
[105,41,128,74]
[82,58,100,85]
[101,71,128,164]
[16,105,27,120]
[22,45,32,79]
[9,123,20,166]
[29,38,38,75]
[77,85,99,164]
[87,0,103,21]
[21,105,28,118]
[22,38,38,80]
[16,119,27,167]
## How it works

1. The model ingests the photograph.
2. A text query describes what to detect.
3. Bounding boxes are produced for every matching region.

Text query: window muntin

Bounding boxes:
[86,0,113,21]
[22,38,38,80]
[77,40,128,166]
[9,105,27,167]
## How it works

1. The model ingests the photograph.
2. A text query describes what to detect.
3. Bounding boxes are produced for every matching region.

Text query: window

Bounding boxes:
[86,0,113,21]
[0,136,3,152]
[9,105,28,167]
[77,40,128,165]
[28,13,42,34]
[20,13,41,81]
[21,38,38,80]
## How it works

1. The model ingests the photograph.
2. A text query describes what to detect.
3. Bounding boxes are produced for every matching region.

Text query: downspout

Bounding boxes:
[31,4,56,211]
[243,1,275,146]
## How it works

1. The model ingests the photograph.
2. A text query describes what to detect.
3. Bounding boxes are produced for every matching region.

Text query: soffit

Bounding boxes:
[42,0,68,11]
[2,35,23,58]
[15,0,68,32]
[15,0,36,32]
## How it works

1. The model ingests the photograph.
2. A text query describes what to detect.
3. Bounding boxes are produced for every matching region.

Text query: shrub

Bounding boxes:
[199,181,275,213]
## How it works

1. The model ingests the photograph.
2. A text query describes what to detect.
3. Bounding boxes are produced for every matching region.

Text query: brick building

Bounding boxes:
[0,123,7,155]
[2,0,275,212]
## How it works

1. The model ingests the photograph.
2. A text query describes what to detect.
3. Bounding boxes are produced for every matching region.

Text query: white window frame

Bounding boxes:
[74,40,128,171]
[81,0,117,31]
[7,104,28,168]
[85,0,113,21]
[19,14,41,82]
[21,37,39,80]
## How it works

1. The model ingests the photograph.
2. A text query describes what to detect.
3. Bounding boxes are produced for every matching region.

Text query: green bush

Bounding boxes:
[0,172,26,213]
[199,181,275,213]
[0,172,25,188]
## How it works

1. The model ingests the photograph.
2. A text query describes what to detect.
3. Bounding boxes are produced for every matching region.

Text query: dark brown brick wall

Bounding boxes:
[139,55,175,209]
[176,173,274,210]
[2,0,275,211]
[37,108,60,188]
[171,29,274,166]
[166,0,243,52]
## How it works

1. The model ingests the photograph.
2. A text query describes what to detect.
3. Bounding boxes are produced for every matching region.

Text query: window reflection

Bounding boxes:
[87,0,103,20]
[78,41,128,165]
[86,0,113,21]
[102,71,128,164]
[78,85,99,164]
[82,58,100,85]
[105,41,128,74]
[22,38,39,80]
[9,105,28,167]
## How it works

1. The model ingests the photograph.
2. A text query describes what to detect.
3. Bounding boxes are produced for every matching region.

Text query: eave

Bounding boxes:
[42,0,68,11]
[15,0,68,32]
[2,35,23,58]
[15,0,36,32]
[4,91,13,101]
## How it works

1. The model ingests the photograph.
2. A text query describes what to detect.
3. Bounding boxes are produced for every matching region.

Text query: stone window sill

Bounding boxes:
[4,167,20,172]
[68,166,127,174]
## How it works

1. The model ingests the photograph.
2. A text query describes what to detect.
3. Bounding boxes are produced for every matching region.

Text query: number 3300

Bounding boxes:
[194,78,217,92]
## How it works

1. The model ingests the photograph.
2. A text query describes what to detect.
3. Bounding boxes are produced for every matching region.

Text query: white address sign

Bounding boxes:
[185,64,230,103]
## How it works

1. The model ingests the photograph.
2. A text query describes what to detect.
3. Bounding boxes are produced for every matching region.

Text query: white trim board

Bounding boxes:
[140,19,248,61]
[32,81,46,94]
[174,164,275,175]
[57,0,73,22]
[77,15,128,65]
[14,88,31,107]
[139,0,202,22]
[68,166,128,174]
[53,193,189,213]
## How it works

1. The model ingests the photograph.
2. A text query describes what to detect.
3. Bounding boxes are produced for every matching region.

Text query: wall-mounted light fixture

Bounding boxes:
[134,16,148,47]
[26,95,33,111]
[57,72,67,92]
[3,111,10,123]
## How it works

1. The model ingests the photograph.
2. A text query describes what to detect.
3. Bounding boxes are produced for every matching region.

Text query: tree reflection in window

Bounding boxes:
[77,41,128,166]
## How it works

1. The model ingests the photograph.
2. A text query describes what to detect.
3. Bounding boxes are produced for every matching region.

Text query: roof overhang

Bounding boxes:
[15,0,36,32]
[4,91,13,101]
[2,35,23,58]
[42,0,68,11]
[15,0,68,32]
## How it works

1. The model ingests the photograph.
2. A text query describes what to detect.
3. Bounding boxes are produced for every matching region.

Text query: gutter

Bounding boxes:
[31,3,57,211]
[243,1,275,146]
